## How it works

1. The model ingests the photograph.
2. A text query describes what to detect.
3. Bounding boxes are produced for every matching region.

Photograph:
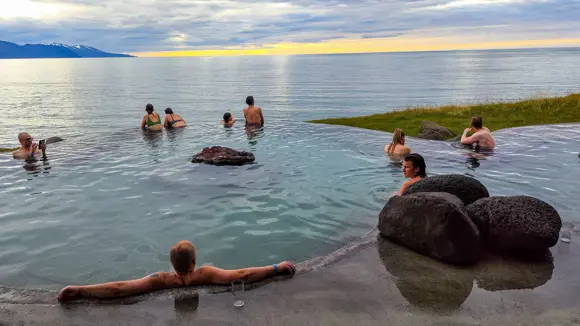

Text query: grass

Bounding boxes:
[308,94,580,137]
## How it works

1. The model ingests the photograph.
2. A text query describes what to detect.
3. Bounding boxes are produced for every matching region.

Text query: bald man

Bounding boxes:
[12,132,46,160]
[57,241,296,302]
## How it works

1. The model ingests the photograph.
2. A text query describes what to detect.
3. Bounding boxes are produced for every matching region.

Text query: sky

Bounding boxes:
[0,0,579,56]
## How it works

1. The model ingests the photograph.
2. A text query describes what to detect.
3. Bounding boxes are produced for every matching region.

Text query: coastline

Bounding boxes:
[307,93,580,137]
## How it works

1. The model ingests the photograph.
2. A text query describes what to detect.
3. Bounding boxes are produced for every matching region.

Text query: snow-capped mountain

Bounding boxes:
[0,41,134,59]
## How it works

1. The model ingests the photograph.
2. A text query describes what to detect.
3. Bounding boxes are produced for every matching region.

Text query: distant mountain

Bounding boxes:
[0,41,134,59]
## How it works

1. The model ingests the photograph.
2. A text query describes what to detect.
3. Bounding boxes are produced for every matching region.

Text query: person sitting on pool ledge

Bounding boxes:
[141,104,163,131]
[12,132,47,160]
[243,96,264,128]
[397,153,427,196]
[57,240,296,302]
[461,115,495,150]
[384,128,411,155]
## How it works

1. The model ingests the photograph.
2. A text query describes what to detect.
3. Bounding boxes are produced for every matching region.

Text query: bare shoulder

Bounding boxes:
[147,271,179,288]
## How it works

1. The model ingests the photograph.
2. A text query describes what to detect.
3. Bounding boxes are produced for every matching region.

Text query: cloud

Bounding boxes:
[0,0,578,53]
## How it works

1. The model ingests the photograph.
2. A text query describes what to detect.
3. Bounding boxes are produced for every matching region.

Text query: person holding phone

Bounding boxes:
[12,132,47,160]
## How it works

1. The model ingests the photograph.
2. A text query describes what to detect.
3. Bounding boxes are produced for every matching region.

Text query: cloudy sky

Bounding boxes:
[0,0,579,56]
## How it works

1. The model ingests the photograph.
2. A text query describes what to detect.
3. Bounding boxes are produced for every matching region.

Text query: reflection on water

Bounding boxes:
[377,237,474,313]
[378,237,556,311]
[474,251,554,291]
[174,293,200,321]
[245,127,264,147]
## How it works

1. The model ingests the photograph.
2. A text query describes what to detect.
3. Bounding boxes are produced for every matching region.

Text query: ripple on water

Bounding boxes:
[1,122,580,288]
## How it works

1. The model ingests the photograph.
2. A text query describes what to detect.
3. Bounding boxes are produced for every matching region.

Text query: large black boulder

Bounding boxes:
[466,196,562,252]
[192,146,255,166]
[402,174,489,206]
[378,192,481,265]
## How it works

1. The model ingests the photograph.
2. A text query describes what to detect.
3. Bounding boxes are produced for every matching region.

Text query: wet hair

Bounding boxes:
[165,108,174,114]
[170,241,196,275]
[145,103,154,113]
[404,153,427,178]
[471,115,483,129]
[246,96,254,106]
[387,128,405,153]
[223,112,232,122]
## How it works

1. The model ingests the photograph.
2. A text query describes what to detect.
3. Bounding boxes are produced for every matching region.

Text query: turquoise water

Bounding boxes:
[0,49,580,289]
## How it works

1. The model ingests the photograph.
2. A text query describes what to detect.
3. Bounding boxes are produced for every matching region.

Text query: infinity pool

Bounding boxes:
[0,122,579,289]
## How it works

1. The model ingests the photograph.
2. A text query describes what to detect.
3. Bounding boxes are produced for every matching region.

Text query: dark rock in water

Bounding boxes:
[402,174,489,206]
[378,237,474,312]
[192,146,255,166]
[475,251,554,291]
[417,120,455,140]
[378,192,481,265]
[466,196,562,252]
[45,136,64,144]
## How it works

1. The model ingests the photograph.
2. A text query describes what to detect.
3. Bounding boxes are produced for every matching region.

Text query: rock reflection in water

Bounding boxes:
[474,251,554,291]
[174,293,200,322]
[377,237,474,312]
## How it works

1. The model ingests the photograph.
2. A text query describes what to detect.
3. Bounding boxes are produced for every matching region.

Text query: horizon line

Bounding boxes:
[131,37,580,58]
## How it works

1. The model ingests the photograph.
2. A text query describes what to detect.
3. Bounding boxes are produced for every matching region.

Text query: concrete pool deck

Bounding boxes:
[1,228,580,326]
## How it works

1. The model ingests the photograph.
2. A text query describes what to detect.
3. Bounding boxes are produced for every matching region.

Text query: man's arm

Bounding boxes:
[57,272,172,302]
[199,261,295,285]
[259,108,264,127]
[461,128,481,145]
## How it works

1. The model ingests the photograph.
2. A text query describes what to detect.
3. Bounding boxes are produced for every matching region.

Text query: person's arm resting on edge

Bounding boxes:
[57,272,172,301]
[200,261,294,285]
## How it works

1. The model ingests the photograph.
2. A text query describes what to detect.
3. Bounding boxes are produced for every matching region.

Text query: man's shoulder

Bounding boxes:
[12,148,25,158]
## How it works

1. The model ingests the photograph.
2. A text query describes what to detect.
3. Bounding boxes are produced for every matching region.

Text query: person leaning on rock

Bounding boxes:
[57,240,295,302]
[398,153,427,196]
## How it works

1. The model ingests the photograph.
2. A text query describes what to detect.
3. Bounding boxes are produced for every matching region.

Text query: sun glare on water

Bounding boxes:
[0,0,62,19]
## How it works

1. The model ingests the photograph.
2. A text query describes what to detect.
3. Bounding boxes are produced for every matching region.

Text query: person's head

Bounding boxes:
[223,112,232,122]
[165,108,174,115]
[18,132,33,147]
[246,96,254,106]
[170,240,196,275]
[392,128,406,146]
[403,153,427,178]
[471,115,483,130]
[145,103,154,114]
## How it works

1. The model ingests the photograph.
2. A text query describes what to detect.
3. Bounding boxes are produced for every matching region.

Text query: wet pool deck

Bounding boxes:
[1,229,580,326]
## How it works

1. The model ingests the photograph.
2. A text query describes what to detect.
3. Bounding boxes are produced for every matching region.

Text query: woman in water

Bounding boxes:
[385,128,411,155]
[164,108,187,129]
[140,104,163,131]
[398,153,427,196]
[222,112,236,128]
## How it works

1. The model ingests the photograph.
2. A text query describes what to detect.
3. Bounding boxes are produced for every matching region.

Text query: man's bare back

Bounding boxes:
[244,106,264,127]
[461,116,495,150]
[243,96,264,127]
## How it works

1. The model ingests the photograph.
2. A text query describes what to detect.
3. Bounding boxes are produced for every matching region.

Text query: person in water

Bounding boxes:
[243,96,264,128]
[461,115,495,150]
[398,153,427,196]
[57,240,295,302]
[140,104,163,131]
[222,112,236,127]
[12,132,47,160]
[164,108,187,129]
[384,128,411,155]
